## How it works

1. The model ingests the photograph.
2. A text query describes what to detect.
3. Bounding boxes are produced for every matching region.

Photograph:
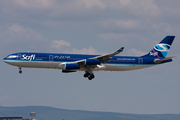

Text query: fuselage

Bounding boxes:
[3,52,158,71]
[2,36,175,80]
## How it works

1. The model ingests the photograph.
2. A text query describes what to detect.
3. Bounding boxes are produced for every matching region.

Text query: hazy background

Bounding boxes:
[0,0,180,114]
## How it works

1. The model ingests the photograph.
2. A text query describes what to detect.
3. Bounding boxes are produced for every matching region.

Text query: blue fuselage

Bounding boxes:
[3,52,160,71]
[2,36,174,80]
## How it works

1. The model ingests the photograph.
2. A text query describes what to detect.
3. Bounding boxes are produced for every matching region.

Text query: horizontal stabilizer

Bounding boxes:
[154,56,176,63]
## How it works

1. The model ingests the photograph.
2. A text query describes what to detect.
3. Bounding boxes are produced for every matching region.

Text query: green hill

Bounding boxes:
[0,106,180,120]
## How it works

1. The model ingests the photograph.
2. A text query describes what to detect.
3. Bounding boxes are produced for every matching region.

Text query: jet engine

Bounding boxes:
[65,64,80,69]
[58,63,80,70]
[86,59,101,65]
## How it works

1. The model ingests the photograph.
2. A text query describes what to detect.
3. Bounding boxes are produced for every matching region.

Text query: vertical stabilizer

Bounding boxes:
[143,36,175,58]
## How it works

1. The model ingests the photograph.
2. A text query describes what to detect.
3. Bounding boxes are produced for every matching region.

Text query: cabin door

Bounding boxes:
[138,58,143,64]
[49,55,53,61]
[17,54,21,61]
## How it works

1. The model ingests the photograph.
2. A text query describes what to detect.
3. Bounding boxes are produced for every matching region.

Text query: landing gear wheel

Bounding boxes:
[84,72,90,78]
[88,74,95,80]
[19,70,22,74]
[19,67,22,74]
[84,70,95,80]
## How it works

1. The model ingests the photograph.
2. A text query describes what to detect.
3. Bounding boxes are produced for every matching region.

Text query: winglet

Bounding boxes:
[117,47,124,53]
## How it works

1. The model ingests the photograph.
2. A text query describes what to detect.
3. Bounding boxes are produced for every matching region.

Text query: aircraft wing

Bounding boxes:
[71,59,87,66]
[71,47,124,65]
[92,47,124,63]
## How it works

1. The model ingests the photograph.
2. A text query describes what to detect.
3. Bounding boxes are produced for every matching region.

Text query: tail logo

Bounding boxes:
[152,43,171,58]
[145,36,174,58]
[154,43,170,52]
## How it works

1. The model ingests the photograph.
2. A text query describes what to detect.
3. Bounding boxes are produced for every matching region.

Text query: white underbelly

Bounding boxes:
[4,61,60,69]
[94,64,155,71]
[4,61,155,71]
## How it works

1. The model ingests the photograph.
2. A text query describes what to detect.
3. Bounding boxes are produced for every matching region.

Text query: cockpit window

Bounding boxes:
[7,55,18,58]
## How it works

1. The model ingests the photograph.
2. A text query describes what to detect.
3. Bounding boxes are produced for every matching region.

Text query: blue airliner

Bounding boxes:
[3,36,175,80]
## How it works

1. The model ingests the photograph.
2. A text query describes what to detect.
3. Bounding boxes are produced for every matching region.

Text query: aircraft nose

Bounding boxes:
[3,55,12,64]
[3,57,7,61]
[3,56,8,62]
[3,55,11,62]
[3,58,8,64]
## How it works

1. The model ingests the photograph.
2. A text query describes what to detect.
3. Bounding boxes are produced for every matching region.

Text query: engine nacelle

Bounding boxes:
[86,59,101,65]
[57,63,80,70]
[65,64,80,70]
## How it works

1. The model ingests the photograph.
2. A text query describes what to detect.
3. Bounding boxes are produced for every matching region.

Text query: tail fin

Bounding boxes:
[143,36,175,58]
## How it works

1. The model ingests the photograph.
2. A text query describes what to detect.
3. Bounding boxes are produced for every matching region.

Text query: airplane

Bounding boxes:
[3,36,175,80]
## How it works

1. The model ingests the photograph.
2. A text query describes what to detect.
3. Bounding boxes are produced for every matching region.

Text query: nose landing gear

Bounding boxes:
[19,67,22,74]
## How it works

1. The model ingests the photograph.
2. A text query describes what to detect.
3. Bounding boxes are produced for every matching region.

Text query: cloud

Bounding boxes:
[128,49,147,56]
[12,0,105,10]
[0,23,47,52]
[0,24,44,43]
[51,40,71,49]
[152,23,180,35]
[78,0,106,10]
[98,33,124,40]
[101,19,141,30]
[13,0,52,9]
[127,0,161,17]
[0,95,18,103]
[70,47,103,55]
[11,0,106,16]
[50,40,103,55]
[3,0,161,21]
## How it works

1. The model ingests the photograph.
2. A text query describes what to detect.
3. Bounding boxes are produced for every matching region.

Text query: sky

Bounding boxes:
[0,0,180,114]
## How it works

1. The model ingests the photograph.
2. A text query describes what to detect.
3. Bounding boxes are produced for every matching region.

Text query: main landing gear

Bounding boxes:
[19,67,22,74]
[84,72,95,80]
